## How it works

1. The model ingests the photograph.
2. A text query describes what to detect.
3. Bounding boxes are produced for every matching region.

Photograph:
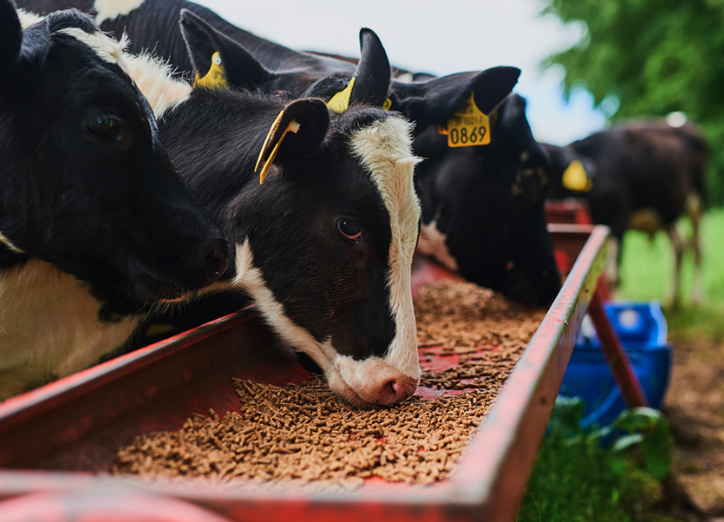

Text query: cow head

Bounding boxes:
[543,143,598,199]
[179,9,389,106]
[150,49,420,405]
[395,87,562,306]
[0,2,227,315]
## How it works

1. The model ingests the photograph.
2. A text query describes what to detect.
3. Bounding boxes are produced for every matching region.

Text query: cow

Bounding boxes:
[19,0,560,306]
[0,2,227,399]
[20,2,514,406]
[544,120,707,307]
[409,93,560,305]
[20,1,525,404]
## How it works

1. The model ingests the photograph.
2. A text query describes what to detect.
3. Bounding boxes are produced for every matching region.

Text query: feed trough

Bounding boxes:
[0,225,610,521]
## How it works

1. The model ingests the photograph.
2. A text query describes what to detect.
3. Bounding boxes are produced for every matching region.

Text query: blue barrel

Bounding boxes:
[558,301,672,428]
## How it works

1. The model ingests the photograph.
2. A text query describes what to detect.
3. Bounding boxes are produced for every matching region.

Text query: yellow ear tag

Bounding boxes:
[382,97,392,111]
[562,160,593,192]
[437,92,491,147]
[255,111,301,184]
[327,77,356,113]
[192,52,228,90]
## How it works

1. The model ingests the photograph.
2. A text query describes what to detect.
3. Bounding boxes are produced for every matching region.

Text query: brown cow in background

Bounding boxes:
[544,119,707,307]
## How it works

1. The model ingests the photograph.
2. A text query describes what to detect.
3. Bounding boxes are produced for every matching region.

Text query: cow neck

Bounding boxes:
[0,259,140,399]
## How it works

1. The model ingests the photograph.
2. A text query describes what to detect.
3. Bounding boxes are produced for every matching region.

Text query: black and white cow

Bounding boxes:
[408,93,560,305]
[544,121,708,306]
[20,0,559,305]
[20,0,521,404]
[0,3,227,399]
[119,56,431,406]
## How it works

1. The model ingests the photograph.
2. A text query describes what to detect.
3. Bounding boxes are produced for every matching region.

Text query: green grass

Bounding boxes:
[516,401,675,522]
[516,210,724,521]
[618,208,724,341]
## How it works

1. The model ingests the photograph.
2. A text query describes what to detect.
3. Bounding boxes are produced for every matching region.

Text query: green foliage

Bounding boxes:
[613,409,674,481]
[518,399,676,522]
[541,0,724,204]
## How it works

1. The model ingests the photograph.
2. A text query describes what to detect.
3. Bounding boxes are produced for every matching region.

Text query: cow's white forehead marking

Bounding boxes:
[124,53,192,119]
[59,27,133,80]
[348,116,422,378]
[94,0,146,25]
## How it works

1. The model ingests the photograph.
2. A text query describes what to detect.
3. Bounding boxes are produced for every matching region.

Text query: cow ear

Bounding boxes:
[348,28,390,108]
[390,66,521,133]
[180,9,273,91]
[0,0,22,77]
[255,98,330,184]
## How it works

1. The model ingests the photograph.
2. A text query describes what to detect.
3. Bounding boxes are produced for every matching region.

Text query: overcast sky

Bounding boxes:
[194,0,607,145]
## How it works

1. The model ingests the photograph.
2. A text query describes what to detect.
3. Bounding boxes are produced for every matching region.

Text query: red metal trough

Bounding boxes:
[0,225,613,521]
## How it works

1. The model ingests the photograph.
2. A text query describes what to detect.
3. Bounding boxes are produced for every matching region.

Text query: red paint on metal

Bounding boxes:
[0,491,233,522]
[546,199,594,225]
[410,255,458,296]
[0,226,612,522]
[588,289,649,408]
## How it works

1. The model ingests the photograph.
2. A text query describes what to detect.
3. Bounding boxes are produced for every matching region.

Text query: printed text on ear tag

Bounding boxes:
[562,160,593,192]
[193,52,228,90]
[437,92,491,147]
[327,77,356,113]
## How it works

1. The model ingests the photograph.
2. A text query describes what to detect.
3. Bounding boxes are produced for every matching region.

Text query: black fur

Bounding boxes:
[415,95,561,305]
[158,88,398,360]
[545,121,708,259]
[0,2,226,310]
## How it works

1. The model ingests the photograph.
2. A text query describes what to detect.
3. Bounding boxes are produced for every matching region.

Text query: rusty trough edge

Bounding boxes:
[451,225,609,520]
[0,306,258,431]
[0,227,610,522]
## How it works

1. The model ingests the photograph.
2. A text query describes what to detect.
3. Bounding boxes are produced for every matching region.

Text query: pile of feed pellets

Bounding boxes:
[113,279,545,488]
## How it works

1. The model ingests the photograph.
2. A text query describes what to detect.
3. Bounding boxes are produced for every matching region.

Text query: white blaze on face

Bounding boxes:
[65,27,191,119]
[59,27,133,79]
[94,0,146,25]
[230,116,422,405]
[341,116,423,401]
[417,221,459,272]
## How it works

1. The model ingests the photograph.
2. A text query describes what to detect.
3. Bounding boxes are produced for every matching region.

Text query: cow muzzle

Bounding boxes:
[328,357,421,407]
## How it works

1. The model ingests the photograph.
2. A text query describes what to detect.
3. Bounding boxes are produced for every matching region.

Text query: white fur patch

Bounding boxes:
[231,241,336,375]
[124,53,192,118]
[417,221,459,271]
[349,116,422,381]
[0,260,140,399]
[231,240,418,405]
[16,9,43,28]
[94,0,145,25]
[59,27,133,79]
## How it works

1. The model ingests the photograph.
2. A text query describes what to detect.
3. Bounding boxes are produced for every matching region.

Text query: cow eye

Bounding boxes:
[84,114,121,141]
[336,218,362,241]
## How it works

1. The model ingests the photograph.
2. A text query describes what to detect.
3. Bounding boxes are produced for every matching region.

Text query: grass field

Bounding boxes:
[619,208,724,340]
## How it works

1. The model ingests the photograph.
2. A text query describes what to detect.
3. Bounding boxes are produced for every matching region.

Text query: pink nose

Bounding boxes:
[378,378,418,406]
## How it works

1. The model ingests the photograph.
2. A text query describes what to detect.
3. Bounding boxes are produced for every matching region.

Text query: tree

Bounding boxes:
[542,0,724,205]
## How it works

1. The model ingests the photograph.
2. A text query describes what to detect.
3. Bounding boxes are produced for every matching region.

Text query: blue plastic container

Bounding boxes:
[558,301,672,428]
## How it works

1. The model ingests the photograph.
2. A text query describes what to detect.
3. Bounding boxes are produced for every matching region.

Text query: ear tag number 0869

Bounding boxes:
[438,92,491,148]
